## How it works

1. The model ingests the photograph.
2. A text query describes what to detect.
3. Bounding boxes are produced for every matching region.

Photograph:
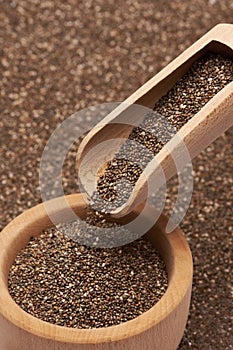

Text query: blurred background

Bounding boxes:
[0,1,232,348]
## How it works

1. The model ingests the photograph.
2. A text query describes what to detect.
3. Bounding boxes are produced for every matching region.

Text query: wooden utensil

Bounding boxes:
[0,194,192,350]
[76,23,233,218]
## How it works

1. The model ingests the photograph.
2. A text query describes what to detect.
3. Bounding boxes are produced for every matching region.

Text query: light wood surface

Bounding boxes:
[0,194,193,350]
[76,23,233,217]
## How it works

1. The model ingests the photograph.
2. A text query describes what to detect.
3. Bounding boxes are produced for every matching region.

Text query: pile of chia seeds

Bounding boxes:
[8,229,167,328]
[65,53,233,247]
[92,53,233,213]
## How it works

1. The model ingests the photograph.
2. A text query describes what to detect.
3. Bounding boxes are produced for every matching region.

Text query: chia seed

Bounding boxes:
[7,52,233,329]
[92,53,233,215]
[8,229,168,328]
[74,53,233,247]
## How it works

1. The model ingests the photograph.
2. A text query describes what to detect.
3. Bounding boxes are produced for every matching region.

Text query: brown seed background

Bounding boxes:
[0,0,232,349]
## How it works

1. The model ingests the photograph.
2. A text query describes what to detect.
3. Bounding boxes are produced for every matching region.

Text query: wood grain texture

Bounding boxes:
[76,23,233,217]
[0,194,193,350]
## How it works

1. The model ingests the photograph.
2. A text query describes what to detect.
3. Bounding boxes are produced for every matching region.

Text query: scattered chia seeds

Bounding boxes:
[8,229,168,328]
[1,2,233,347]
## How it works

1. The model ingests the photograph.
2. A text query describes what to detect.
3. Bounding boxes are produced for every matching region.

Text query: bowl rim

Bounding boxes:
[0,194,193,344]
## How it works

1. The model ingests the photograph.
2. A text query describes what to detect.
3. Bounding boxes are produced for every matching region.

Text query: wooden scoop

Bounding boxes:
[76,23,233,218]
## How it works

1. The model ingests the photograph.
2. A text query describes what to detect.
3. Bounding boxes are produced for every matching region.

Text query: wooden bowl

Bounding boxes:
[0,194,193,350]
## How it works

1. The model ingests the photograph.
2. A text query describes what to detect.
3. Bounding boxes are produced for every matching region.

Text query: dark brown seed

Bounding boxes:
[73,53,233,247]
[1,3,233,346]
[8,229,168,329]
[8,53,233,329]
